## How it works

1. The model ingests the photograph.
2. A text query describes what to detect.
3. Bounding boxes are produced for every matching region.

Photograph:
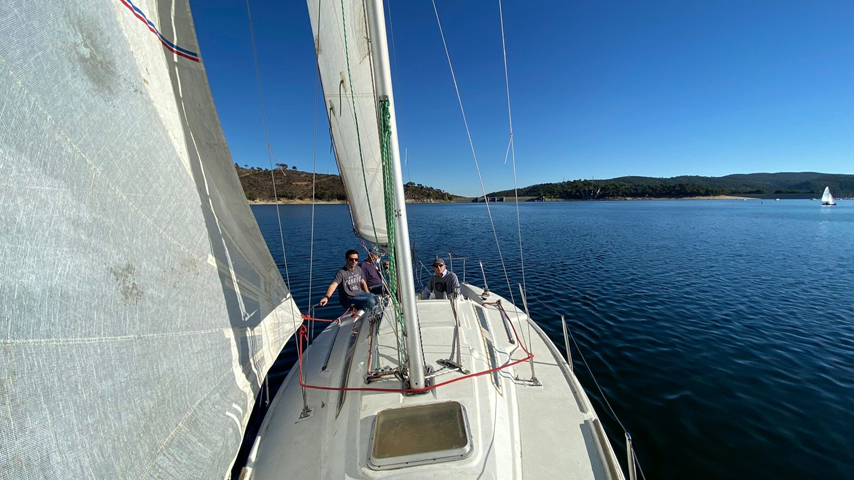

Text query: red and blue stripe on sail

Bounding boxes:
[119,0,200,62]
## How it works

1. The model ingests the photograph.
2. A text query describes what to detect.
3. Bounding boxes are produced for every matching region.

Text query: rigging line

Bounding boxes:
[339,0,382,248]
[357,2,407,364]
[405,146,411,184]
[341,27,406,358]
[497,0,532,355]
[566,325,648,480]
[308,0,324,313]
[430,0,517,310]
[244,0,290,292]
[357,239,403,367]
[533,297,626,431]
[531,295,645,480]
[385,0,411,184]
[245,0,300,408]
[502,134,513,165]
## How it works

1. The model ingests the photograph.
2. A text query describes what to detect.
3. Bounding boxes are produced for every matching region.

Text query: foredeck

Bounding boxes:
[246,285,623,479]
[462,285,622,479]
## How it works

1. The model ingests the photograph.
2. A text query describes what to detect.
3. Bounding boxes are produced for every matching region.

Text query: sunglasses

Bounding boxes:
[347,257,359,262]
[433,264,444,268]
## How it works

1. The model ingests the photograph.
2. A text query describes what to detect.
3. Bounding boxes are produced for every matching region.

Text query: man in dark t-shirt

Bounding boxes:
[319,249,377,311]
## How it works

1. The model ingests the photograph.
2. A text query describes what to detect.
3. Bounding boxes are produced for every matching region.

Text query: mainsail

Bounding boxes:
[308,0,389,245]
[0,0,301,477]
[821,186,836,205]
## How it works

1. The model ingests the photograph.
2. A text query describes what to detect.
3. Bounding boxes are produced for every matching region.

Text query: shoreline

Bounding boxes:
[248,199,458,205]
[248,195,761,205]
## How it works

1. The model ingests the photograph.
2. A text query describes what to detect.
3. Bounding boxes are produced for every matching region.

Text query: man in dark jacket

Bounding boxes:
[360,246,384,295]
[421,258,460,300]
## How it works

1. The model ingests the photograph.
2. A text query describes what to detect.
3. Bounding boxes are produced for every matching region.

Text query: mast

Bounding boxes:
[365,0,426,389]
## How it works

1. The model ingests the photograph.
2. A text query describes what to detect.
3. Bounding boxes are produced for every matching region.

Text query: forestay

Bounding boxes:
[0,1,301,477]
[308,0,389,245]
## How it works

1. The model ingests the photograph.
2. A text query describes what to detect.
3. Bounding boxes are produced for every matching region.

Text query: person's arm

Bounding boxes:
[451,272,461,296]
[319,281,338,306]
[421,275,434,300]
[360,279,370,293]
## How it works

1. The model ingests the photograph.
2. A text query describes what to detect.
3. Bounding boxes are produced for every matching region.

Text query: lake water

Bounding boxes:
[246,200,854,480]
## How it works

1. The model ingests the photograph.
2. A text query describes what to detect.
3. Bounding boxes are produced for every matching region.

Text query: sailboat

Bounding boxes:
[239,1,628,479]
[821,186,837,206]
[1,0,629,478]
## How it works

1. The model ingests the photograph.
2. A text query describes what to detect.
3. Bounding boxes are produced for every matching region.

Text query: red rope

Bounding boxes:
[295,300,536,394]
[301,314,339,323]
[302,305,359,323]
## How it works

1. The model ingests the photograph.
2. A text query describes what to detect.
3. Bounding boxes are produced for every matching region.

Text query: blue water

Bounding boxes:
[249,200,854,480]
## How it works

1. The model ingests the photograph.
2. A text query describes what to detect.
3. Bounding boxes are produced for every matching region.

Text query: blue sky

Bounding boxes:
[192,1,854,197]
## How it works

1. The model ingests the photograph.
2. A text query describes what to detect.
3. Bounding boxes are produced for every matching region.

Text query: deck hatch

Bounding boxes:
[368,401,473,469]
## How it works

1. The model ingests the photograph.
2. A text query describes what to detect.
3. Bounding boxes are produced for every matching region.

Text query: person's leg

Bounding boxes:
[350,292,377,310]
[369,285,383,295]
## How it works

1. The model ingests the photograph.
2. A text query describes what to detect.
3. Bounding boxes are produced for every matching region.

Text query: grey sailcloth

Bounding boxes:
[0,0,302,477]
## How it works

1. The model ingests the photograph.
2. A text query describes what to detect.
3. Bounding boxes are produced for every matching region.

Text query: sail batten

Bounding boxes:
[0,1,301,477]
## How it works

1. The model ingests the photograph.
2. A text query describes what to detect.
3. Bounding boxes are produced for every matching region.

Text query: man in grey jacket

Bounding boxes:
[421,258,460,300]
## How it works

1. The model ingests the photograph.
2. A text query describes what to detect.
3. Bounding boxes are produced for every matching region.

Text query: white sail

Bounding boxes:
[821,186,836,205]
[0,0,301,477]
[308,0,389,245]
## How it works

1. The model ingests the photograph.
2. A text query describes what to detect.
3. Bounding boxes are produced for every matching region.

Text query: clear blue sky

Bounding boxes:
[192,0,854,197]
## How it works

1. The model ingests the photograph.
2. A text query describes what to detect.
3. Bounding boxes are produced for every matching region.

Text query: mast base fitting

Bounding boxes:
[403,365,434,396]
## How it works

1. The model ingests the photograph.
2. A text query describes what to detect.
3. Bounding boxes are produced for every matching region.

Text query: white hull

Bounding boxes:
[244,284,624,479]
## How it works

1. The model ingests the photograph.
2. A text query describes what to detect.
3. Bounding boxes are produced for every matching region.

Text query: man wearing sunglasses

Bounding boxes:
[421,258,460,300]
[319,249,377,311]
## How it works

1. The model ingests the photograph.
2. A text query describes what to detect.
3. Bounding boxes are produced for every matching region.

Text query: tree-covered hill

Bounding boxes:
[487,172,854,199]
[235,165,460,202]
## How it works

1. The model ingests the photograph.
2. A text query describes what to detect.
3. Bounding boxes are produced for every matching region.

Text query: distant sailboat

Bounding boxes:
[821,186,837,206]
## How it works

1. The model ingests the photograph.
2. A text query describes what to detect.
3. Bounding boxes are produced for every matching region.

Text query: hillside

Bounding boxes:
[235,165,460,202]
[487,172,854,199]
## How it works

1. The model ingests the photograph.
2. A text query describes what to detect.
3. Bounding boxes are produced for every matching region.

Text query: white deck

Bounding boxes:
[245,284,624,479]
